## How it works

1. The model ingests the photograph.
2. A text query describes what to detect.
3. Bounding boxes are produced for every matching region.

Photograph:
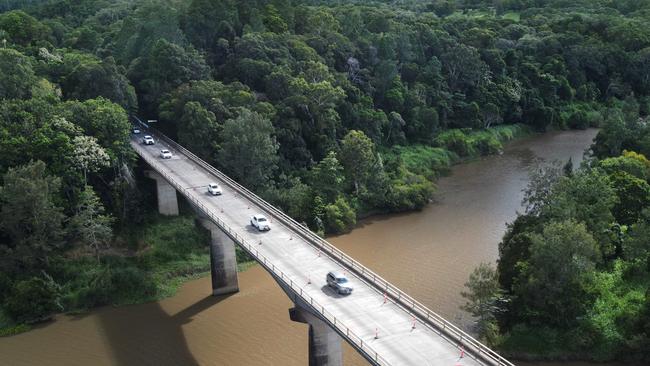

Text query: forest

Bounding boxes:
[0,0,649,361]
[462,101,650,361]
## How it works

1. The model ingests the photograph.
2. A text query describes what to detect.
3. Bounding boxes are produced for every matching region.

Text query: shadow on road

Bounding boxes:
[320,285,349,299]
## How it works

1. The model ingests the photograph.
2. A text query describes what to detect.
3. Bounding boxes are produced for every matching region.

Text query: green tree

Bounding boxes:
[542,170,617,240]
[263,4,288,33]
[0,10,49,45]
[309,151,344,203]
[608,171,650,225]
[4,275,62,323]
[0,48,36,100]
[183,0,239,50]
[461,262,503,343]
[63,98,131,160]
[217,109,279,190]
[598,151,650,181]
[177,101,221,162]
[339,130,377,195]
[323,197,356,233]
[128,39,210,111]
[516,220,600,328]
[70,186,115,261]
[0,161,66,271]
[61,56,137,112]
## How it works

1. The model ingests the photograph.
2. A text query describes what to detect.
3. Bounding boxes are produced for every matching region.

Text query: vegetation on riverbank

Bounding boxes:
[461,97,650,362]
[0,214,254,337]
[384,124,531,181]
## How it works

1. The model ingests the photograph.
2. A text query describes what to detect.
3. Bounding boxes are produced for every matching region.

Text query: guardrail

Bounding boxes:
[133,142,389,365]
[132,119,514,366]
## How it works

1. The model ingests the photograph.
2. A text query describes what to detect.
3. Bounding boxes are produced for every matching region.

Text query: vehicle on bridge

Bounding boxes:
[207,182,223,195]
[250,214,271,231]
[326,271,353,295]
[142,135,155,145]
[160,149,172,159]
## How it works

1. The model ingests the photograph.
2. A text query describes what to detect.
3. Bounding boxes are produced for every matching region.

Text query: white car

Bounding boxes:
[142,135,155,145]
[250,214,270,231]
[133,127,141,134]
[207,182,222,195]
[160,149,172,159]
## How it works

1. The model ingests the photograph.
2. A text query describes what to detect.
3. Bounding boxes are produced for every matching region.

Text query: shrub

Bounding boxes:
[324,197,356,233]
[473,134,502,155]
[386,172,435,211]
[0,324,30,337]
[568,110,590,129]
[4,276,62,323]
[435,129,476,157]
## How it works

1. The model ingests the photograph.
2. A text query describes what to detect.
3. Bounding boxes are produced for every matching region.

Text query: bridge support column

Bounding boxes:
[199,220,239,296]
[144,170,179,216]
[290,306,342,366]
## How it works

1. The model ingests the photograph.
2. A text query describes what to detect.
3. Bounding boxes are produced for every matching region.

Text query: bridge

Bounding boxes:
[130,120,514,366]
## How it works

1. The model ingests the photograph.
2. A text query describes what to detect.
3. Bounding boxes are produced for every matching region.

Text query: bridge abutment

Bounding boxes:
[290,305,343,366]
[199,219,240,296]
[144,170,179,216]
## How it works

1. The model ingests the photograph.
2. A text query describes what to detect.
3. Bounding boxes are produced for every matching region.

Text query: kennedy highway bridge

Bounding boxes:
[130,119,514,366]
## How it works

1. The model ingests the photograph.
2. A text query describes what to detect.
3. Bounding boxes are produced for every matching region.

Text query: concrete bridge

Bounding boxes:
[130,121,514,366]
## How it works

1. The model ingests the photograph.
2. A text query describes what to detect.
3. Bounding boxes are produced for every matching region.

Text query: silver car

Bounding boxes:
[326,271,353,295]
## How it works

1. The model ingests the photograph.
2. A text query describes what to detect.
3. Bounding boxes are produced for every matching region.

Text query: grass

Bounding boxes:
[0,309,30,337]
[385,145,458,180]
[0,323,30,337]
[434,124,531,158]
[383,124,531,184]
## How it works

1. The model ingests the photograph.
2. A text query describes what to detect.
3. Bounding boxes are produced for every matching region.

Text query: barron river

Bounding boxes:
[0,129,612,366]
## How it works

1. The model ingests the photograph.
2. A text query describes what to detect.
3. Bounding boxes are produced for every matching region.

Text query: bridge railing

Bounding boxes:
[133,142,390,365]
[133,121,514,366]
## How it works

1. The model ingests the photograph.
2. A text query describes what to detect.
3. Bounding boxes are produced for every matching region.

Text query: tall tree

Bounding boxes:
[339,130,377,195]
[0,48,36,100]
[461,262,503,342]
[515,220,600,328]
[0,161,66,271]
[70,186,114,261]
[72,135,111,183]
[217,109,279,190]
[309,151,345,203]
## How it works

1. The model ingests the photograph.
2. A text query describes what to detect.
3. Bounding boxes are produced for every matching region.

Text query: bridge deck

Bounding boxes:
[131,132,489,366]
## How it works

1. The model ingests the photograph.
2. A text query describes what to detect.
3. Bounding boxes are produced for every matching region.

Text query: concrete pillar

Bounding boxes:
[200,220,239,296]
[290,306,343,366]
[145,170,179,216]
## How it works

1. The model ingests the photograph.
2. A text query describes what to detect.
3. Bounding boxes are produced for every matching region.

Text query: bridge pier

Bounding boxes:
[144,170,179,216]
[290,305,343,366]
[199,219,240,296]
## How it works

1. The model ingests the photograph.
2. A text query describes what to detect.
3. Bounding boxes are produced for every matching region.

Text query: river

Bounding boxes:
[0,129,605,366]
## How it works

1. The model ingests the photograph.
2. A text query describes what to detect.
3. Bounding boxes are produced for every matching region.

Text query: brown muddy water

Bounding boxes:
[0,129,608,366]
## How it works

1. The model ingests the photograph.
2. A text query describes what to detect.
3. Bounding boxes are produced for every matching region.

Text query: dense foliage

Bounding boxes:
[1,0,650,361]
[462,98,650,361]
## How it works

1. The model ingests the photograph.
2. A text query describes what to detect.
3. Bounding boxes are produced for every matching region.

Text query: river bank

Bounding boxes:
[0,214,255,337]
